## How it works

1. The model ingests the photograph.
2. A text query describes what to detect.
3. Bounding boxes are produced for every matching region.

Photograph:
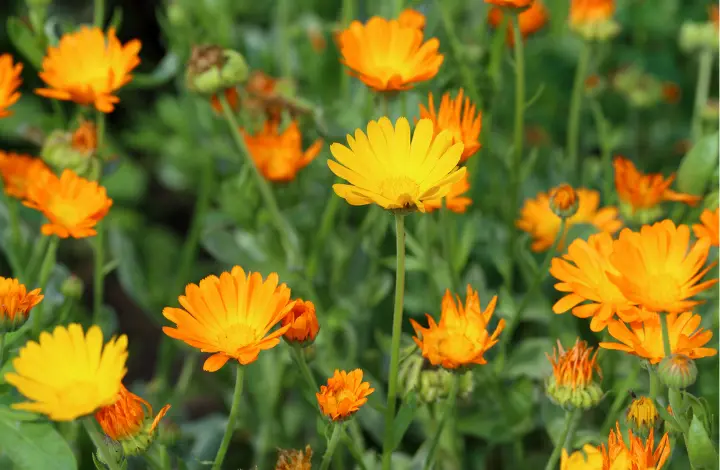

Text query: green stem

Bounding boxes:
[26,230,49,285]
[289,344,319,409]
[439,205,459,291]
[33,236,59,334]
[159,445,171,470]
[488,16,509,87]
[95,110,106,166]
[660,312,672,360]
[0,333,5,366]
[342,431,369,470]
[691,49,714,142]
[544,409,580,470]
[212,365,245,470]
[92,223,105,325]
[320,424,344,470]
[93,0,105,28]
[589,100,614,205]
[566,41,591,179]
[649,367,661,401]
[276,0,292,78]
[423,374,458,470]
[381,213,407,470]
[82,417,122,470]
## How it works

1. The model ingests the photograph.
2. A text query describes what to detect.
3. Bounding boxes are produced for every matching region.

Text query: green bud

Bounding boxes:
[619,201,664,226]
[457,370,474,401]
[546,379,604,411]
[550,184,579,219]
[186,45,249,95]
[60,275,84,300]
[658,354,698,389]
[571,19,621,41]
[679,22,718,53]
[40,126,99,179]
[398,349,424,399]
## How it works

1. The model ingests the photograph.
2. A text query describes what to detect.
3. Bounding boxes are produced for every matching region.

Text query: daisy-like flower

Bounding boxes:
[0,277,43,332]
[608,220,718,313]
[163,267,295,372]
[316,369,374,421]
[0,54,23,118]
[600,422,670,470]
[570,0,615,26]
[410,285,504,369]
[693,208,719,247]
[23,169,113,238]
[4,324,128,421]
[336,17,443,91]
[418,89,482,163]
[328,117,466,213]
[243,120,323,182]
[398,8,426,30]
[0,152,52,199]
[488,1,549,46]
[36,27,141,113]
[600,312,717,363]
[545,339,603,410]
[517,187,622,252]
[424,170,472,213]
[282,299,320,345]
[275,445,312,470]
[561,444,602,470]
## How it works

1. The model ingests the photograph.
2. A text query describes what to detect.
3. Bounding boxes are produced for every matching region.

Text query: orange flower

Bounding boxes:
[36,27,141,113]
[71,120,98,153]
[613,157,700,213]
[398,8,426,30]
[424,170,472,213]
[0,277,43,332]
[95,384,170,443]
[600,422,670,470]
[550,184,578,217]
[488,1,549,46]
[410,285,504,369]
[0,152,52,199]
[282,299,320,345]
[418,89,482,163]
[0,54,22,118]
[485,0,533,8]
[546,339,602,391]
[336,17,443,91]
[600,312,717,363]
[569,0,615,26]
[243,120,323,182]
[163,267,295,371]
[275,445,313,470]
[316,369,374,421]
[693,208,719,247]
[516,187,622,252]
[608,220,718,313]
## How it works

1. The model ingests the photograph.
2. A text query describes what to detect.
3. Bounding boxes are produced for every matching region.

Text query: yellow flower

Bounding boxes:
[0,54,23,118]
[600,422,670,470]
[163,267,295,371]
[424,170,472,213]
[0,152,52,200]
[418,89,482,163]
[275,445,313,470]
[328,117,466,212]
[316,369,374,421]
[336,17,443,91]
[625,396,658,435]
[36,27,141,113]
[561,444,603,470]
[398,8,426,30]
[570,0,615,26]
[0,277,43,332]
[693,207,719,247]
[608,220,718,313]
[517,187,622,252]
[4,324,128,421]
[600,312,717,364]
[410,285,504,369]
[282,299,320,345]
[488,1,549,46]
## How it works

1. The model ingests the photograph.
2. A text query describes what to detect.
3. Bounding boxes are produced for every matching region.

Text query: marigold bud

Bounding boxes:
[571,19,620,41]
[657,354,698,389]
[41,122,100,179]
[275,445,312,470]
[550,184,579,218]
[679,22,719,53]
[282,300,319,347]
[60,275,84,299]
[186,45,249,95]
[0,277,43,333]
[625,396,658,437]
[545,339,604,411]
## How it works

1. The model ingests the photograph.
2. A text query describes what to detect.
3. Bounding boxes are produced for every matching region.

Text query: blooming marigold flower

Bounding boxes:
[282,299,320,345]
[424,170,472,213]
[275,445,312,470]
[608,220,718,313]
[316,369,374,421]
[163,267,295,372]
[0,277,43,333]
[4,323,128,421]
[600,422,670,470]
[517,187,622,252]
[410,285,504,369]
[418,89,482,163]
[488,1,549,46]
[0,152,52,199]
[243,120,323,183]
[693,207,719,246]
[561,444,603,470]
[328,117,466,213]
[36,27,141,113]
[336,17,443,91]
[399,8,426,30]
[0,54,23,118]
[545,339,603,410]
[600,312,717,364]
[23,169,113,238]
[569,0,614,26]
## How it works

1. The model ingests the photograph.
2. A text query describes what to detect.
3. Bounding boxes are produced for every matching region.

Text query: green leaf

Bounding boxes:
[677,133,719,195]
[687,415,719,470]
[0,405,40,422]
[452,219,478,273]
[505,338,554,379]
[108,227,152,311]
[6,17,44,69]
[391,391,419,450]
[0,410,77,470]
[127,54,181,89]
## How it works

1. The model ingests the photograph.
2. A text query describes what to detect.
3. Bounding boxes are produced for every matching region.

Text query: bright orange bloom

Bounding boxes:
[546,339,602,391]
[95,383,170,441]
[23,169,112,238]
[275,445,313,470]
[600,422,670,470]
[418,89,482,163]
[398,8,426,30]
[36,27,141,113]
[0,152,52,199]
[424,170,472,213]
[71,120,98,153]
[410,285,504,369]
[613,157,700,212]
[0,54,23,118]
[600,312,717,364]
[693,208,719,247]
[488,1,549,46]
[316,369,374,421]
[569,0,615,26]
[282,299,320,344]
[163,267,295,371]
[0,277,43,331]
[608,220,718,313]
[485,0,533,8]
[336,17,443,91]
[243,121,322,182]
[517,187,622,252]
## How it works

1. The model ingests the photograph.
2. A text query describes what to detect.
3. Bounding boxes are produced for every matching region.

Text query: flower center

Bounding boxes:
[378,177,420,207]
[49,198,86,226]
[221,322,262,352]
[643,275,682,309]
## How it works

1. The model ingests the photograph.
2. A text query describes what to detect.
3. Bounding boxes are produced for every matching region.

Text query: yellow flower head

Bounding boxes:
[398,8,426,30]
[95,384,170,444]
[0,152,52,200]
[163,267,295,371]
[275,445,313,470]
[693,207,719,247]
[316,369,374,421]
[600,312,717,364]
[561,444,603,470]
[4,324,128,421]
[328,117,466,213]
[418,89,482,163]
[608,220,718,313]
[0,277,43,332]
[424,169,472,214]
[36,27,141,113]
[410,285,504,369]
[625,396,658,435]
[336,17,443,91]
[600,422,670,470]
[282,299,320,345]
[570,0,615,26]
[0,54,22,118]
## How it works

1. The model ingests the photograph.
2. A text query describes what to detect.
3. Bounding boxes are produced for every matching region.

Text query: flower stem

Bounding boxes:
[82,417,122,470]
[660,312,672,359]
[342,430,369,470]
[276,0,292,78]
[93,0,105,28]
[0,333,5,366]
[33,236,59,335]
[589,100,614,205]
[212,365,245,470]
[566,41,591,179]
[423,373,458,470]
[92,223,105,325]
[691,49,714,142]
[439,205,459,290]
[320,423,345,470]
[26,217,50,285]
[649,367,661,401]
[381,213,407,470]
[544,409,580,470]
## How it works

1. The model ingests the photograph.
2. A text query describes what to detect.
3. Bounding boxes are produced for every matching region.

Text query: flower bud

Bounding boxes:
[571,19,620,41]
[625,396,658,437]
[41,122,101,179]
[282,300,320,347]
[398,349,424,399]
[275,445,313,469]
[658,354,698,389]
[679,22,719,54]
[701,99,719,122]
[550,184,579,219]
[545,339,604,411]
[457,369,474,401]
[186,45,249,95]
[0,278,43,334]
[60,275,84,300]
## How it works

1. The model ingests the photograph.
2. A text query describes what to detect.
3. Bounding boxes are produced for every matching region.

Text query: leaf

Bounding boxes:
[687,415,719,470]
[0,410,77,470]
[6,18,44,69]
[505,338,554,379]
[391,391,419,450]
[564,223,598,246]
[127,53,181,89]
[108,227,152,311]
[452,219,477,273]
[677,133,719,195]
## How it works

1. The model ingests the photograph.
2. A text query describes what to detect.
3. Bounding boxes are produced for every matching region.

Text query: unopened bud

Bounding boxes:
[571,19,620,41]
[550,184,579,218]
[60,275,84,299]
[41,123,100,179]
[679,22,719,53]
[658,354,697,389]
[186,45,249,95]
[625,396,658,437]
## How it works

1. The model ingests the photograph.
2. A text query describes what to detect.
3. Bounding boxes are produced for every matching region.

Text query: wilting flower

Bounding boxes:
[561,444,602,470]
[485,0,533,8]
[36,27,141,113]
[185,45,248,96]
[424,170,472,213]
[418,89,482,163]
[600,422,670,470]
[163,267,295,372]
[275,445,313,470]
[517,187,622,252]
[545,339,603,410]
[243,120,323,182]
[4,324,128,421]
[608,220,718,313]
[0,152,52,199]
[23,169,113,238]
[398,8,426,30]
[550,184,579,218]
[625,396,658,436]
[282,299,320,345]
[693,208,719,246]
[316,369,374,421]
[336,17,443,91]
[488,1,549,46]
[328,117,466,213]
[410,285,504,369]
[0,277,43,332]
[600,312,717,363]
[0,54,23,118]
